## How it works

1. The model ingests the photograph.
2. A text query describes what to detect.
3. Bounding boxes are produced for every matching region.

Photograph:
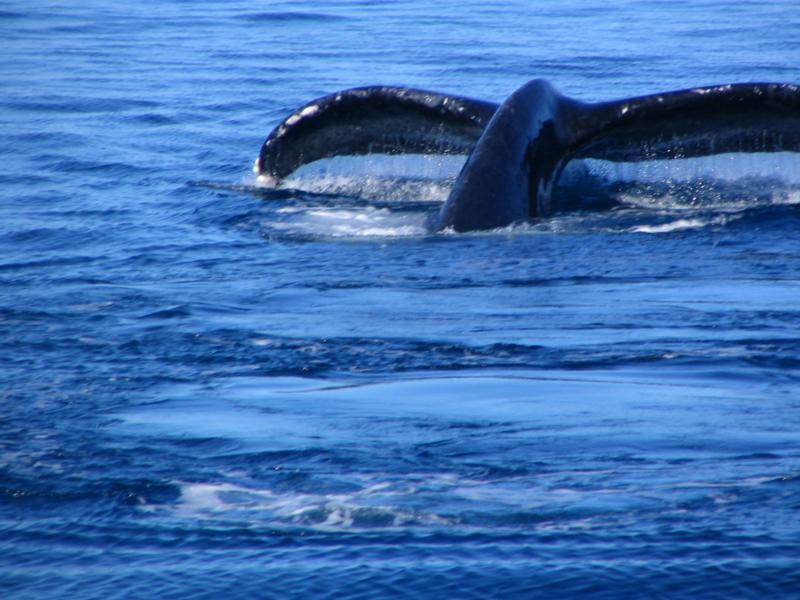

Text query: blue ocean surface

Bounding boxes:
[3,1,800,598]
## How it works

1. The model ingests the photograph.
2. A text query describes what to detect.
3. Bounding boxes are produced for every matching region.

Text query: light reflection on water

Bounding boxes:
[115,370,800,532]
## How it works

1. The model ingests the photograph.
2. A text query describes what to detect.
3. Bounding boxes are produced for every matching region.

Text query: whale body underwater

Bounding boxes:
[256,79,800,232]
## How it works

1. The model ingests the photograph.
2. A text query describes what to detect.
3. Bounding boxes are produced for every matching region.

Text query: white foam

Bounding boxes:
[630,218,711,233]
[270,205,428,238]
[256,173,278,187]
[171,480,455,528]
[776,188,800,206]
[243,150,800,240]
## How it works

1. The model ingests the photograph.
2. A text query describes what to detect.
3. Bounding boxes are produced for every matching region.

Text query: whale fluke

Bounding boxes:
[257,80,800,232]
[256,86,497,184]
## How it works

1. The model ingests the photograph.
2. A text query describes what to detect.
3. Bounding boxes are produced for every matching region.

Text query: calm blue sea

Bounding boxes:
[3,1,800,598]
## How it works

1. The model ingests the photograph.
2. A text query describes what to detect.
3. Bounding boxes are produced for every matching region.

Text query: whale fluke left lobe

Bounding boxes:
[256,86,498,182]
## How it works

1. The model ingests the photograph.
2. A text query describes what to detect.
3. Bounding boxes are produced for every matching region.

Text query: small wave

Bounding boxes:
[630,202,800,234]
[239,12,349,23]
[0,254,97,272]
[1,95,159,114]
[123,112,179,126]
[51,158,156,176]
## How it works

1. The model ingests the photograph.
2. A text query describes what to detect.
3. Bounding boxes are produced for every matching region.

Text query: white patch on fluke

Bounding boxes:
[283,104,319,126]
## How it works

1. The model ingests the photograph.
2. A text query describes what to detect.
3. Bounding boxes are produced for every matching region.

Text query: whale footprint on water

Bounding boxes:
[256,80,800,232]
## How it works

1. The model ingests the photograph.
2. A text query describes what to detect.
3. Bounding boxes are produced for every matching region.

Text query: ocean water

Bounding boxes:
[3,1,800,598]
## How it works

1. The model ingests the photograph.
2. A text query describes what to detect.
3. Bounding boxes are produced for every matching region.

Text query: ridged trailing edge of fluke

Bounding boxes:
[257,80,800,232]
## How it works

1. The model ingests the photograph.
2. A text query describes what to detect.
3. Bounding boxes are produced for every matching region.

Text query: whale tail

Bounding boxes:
[257,81,800,232]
